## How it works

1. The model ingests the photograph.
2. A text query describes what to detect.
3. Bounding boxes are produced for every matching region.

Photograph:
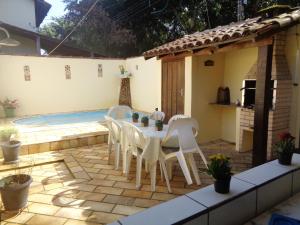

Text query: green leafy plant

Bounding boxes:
[132,112,139,122]
[141,116,149,126]
[275,132,295,155]
[207,154,232,180]
[155,120,163,131]
[0,98,19,109]
[0,127,18,142]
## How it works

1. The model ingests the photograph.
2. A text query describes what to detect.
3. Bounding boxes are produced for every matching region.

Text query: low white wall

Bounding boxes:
[0,55,125,117]
[126,56,161,112]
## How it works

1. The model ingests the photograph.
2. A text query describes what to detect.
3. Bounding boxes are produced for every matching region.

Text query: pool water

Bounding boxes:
[14,110,113,126]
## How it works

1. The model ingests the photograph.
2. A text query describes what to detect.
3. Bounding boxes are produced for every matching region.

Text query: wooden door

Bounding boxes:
[162,58,185,122]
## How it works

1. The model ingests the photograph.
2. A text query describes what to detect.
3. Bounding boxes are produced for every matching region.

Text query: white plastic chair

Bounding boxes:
[161,114,190,149]
[122,122,157,190]
[159,118,207,192]
[104,116,122,169]
[107,105,132,119]
[150,110,165,121]
[168,114,190,125]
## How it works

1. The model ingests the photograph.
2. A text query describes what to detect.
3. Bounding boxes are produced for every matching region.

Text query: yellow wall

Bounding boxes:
[191,54,224,142]
[0,0,36,31]
[222,47,258,142]
[0,55,125,117]
[286,26,300,148]
[126,56,161,112]
[190,48,257,143]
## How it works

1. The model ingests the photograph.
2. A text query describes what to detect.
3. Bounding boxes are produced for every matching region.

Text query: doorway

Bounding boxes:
[161,58,185,122]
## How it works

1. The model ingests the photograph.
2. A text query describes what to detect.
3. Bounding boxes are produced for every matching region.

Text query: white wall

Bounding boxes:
[126,56,161,112]
[0,55,125,117]
[0,0,36,31]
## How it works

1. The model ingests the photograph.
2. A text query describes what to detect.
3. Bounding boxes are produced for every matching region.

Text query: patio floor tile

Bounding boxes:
[103,195,135,206]
[133,198,162,208]
[0,140,251,225]
[26,215,67,225]
[28,202,61,215]
[64,219,102,225]
[122,189,152,199]
[87,211,124,224]
[112,205,145,215]
[151,192,178,201]
[94,186,124,195]
[55,207,92,220]
[3,212,34,224]
[81,201,115,212]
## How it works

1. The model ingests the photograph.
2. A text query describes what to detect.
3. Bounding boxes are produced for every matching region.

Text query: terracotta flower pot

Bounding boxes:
[278,152,293,165]
[132,118,138,123]
[156,126,163,131]
[142,122,149,127]
[1,140,21,163]
[0,174,32,210]
[214,177,231,194]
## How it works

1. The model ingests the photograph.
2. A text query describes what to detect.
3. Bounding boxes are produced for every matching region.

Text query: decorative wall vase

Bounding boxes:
[24,65,31,81]
[65,65,71,80]
[119,78,132,107]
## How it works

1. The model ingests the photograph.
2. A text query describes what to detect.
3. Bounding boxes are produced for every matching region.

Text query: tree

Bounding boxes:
[41,0,299,57]
[41,0,135,57]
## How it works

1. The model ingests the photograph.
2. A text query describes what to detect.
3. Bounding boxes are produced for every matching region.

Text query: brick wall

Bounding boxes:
[239,32,293,159]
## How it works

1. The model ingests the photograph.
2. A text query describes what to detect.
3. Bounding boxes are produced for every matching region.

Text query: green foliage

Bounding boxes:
[155,120,163,128]
[40,0,299,57]
[207,154,232,180]
[0,127,18,142]
[275,132,295,154]
[141,116,149,124]
[132,112,139,120]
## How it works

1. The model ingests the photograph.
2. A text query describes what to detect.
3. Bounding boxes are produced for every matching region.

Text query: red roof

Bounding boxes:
[143,9,300,59]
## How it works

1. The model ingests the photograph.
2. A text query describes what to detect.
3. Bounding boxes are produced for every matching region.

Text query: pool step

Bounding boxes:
[0,133,109,158]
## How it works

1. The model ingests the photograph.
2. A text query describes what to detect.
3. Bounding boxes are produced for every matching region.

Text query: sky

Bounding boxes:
[41,0,67,26]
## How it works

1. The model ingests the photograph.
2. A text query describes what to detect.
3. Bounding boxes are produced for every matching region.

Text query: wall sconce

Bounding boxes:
[204,60,214,67]
[0,27,20,47]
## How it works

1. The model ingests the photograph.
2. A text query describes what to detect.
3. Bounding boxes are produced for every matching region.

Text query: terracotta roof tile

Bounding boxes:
[143,9,300,58]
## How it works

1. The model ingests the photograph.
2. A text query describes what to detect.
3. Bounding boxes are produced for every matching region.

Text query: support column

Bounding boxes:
[252,44,273,166]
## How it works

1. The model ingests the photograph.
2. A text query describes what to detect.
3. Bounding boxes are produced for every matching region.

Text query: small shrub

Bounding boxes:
[207,154,232,180]
[0,127,18,142]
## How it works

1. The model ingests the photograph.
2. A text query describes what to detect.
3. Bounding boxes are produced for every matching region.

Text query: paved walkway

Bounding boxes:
[0,140,252,225]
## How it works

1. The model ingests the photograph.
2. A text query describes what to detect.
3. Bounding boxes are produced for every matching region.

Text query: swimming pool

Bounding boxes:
[14,110,112,126]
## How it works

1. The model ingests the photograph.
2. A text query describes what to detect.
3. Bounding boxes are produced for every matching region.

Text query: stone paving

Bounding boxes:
[0,140,252,225]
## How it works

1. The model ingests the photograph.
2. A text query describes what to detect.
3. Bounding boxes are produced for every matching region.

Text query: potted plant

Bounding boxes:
[207,154,232,194]
[132,112,139,123]
[0,98,19,118]
[141,116,149,127]
[275,132,295,165]
[0,126,21,163]
[155,120,163,131]
[0,173,32,210]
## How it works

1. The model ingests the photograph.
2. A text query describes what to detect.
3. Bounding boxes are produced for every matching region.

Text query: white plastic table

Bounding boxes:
[119,119,169,191]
